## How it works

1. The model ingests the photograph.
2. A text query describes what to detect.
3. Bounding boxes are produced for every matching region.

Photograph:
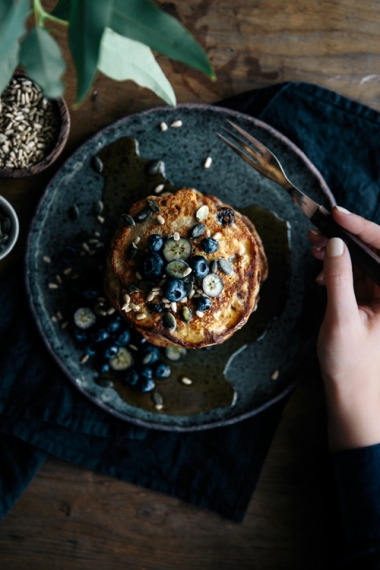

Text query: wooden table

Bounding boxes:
[1,1,378,567]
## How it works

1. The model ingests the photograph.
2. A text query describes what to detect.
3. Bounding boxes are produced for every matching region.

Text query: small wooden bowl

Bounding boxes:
[0,77,70,179]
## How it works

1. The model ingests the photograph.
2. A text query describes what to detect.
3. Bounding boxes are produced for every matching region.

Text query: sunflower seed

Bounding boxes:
[80,354,90,364]
[133,236,141,245]
[181,376,193,385]
[160,122,168,131]
[195,205,209,221]
[271,369,279,380]
[196,310,204,318]
[173,232,180,241]
[203,156,212,168]
[171,120,183,128]
[97,215,105,224]
[157,215,165,225]
[48,283,59,289]
[171,302,177,313]
[136,313,146,320]
[154,184,165,194]
[43,256,51,263]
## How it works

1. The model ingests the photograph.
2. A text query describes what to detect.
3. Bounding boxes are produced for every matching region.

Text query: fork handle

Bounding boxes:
[311,205,380,287]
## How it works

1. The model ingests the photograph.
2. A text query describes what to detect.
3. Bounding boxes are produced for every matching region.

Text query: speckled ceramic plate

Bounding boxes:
[25,104,333,431]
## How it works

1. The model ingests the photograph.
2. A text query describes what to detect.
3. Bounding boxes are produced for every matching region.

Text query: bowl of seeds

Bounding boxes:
[0,195,19,260]
[0,74,70,177]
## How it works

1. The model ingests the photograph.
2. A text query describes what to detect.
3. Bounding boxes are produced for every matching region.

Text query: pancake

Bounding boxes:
[105,188,267,348]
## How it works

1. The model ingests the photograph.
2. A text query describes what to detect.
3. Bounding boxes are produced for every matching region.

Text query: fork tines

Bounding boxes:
[216,121,266,169]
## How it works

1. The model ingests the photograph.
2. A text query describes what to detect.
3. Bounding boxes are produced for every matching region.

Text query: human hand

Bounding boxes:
[308,206,380,451]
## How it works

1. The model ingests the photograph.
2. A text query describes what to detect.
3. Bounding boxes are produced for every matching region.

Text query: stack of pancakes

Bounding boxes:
[105,189,267,349]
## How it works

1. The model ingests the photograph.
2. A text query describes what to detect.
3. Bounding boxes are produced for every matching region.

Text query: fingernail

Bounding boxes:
[335,206,351,214]
[309,228,322,236]
[316,270,325,284]
[326,237,345,257]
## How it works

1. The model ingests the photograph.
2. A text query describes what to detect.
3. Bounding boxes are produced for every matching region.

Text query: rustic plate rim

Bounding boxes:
[25,102,334,431]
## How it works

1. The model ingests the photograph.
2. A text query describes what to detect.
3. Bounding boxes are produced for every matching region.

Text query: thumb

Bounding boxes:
[323,237,358,323]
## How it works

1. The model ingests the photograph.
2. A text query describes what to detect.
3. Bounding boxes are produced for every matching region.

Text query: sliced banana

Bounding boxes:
[166,259,190,278]
[202,273,224,297]
[74,307,96,329]
[164,345,187,361]
[163,237,192,261]
[109,347,133,371]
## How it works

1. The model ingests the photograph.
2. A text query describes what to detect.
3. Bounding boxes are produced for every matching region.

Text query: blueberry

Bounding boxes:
[138,364,154,379]
[138,377,155,393]
[217,207,235,225]
[123,368,140,387]
[98,361,110,375]
[188,256,209,279]
[85,343,97,356]
[106,316,121,332]
[147,234,164,252]
[162,278,186,302]
[148,302,163,314]
[141,346,160,365]
[195,296,212,312]
[112,329,131,346]
[82,287,99,299]
[154,362,171,379]
[102,342,119,359]
[91,328,110,343]
[74,327,88,342]
[139,252,165,280]
[201,237,219,254]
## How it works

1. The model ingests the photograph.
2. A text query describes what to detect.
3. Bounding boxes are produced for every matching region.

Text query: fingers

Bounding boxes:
[323,237,359,324]
[332,206,380,250]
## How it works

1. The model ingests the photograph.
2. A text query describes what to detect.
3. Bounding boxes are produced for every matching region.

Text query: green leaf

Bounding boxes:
[19,26,66,99]
[50,0,70,21]
[0,41,19,96]
[0,0,29,60]
[98,28,176,106]
[68,0,111,104]
[110,0,214,79]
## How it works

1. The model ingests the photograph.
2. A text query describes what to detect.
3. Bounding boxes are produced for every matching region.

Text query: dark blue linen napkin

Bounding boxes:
[1,81,380,524]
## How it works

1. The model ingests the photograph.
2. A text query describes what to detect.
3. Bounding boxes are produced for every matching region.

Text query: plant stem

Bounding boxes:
[33,0,68,27]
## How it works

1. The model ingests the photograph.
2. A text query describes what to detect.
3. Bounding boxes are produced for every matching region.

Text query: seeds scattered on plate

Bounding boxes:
[271,369,279,380]
[48,283,59,289]
[43,256,51,263]
[171,120,182,128]
[203,156,212,168]
[154,184,165,194]
[160,122,168,131]
[181,376,193,386]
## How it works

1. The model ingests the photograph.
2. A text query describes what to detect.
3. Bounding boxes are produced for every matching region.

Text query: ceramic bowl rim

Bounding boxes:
[0,195,19,259]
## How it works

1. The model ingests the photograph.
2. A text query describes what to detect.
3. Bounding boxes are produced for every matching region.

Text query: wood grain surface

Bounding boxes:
[1,0,379,567]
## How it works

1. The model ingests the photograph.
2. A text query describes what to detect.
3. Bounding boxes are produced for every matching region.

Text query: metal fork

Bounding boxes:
[217,120,380,287]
